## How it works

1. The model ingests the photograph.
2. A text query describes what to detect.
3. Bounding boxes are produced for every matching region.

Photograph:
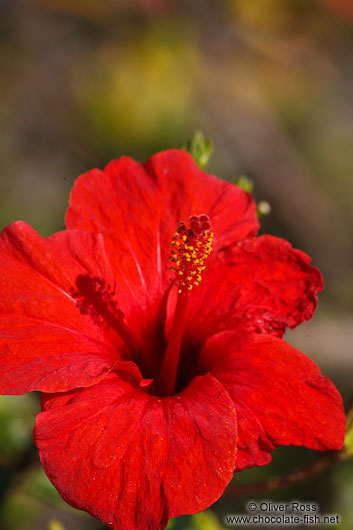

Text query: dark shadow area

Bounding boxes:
[70,274,140,360]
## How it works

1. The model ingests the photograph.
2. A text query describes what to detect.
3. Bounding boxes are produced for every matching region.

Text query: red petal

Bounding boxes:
[35,373,237,530]
[0,222,143,394]
[66,150,258,374]
[66,150,258,293]
[167,235,323,350]
[199,331,345,470]
[144,149,259,251]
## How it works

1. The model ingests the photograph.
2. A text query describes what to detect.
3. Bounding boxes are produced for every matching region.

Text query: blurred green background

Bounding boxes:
[0,0,352,528]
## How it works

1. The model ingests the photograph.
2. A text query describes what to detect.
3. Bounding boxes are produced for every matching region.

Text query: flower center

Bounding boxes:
[155,214,214,396]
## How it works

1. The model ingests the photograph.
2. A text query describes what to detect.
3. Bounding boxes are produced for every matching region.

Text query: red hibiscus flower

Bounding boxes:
[0,149,345,529]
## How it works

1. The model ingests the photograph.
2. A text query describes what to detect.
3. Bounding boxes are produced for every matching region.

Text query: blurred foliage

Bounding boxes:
[48,520,66,530]
[332,460,353,530]
[0,395,37,461]
[76,28,200,160]
[167,510,224,529]
[0,0,352,528]
[344,406,353,459]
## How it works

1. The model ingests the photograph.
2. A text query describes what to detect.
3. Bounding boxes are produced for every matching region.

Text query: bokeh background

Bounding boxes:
[0,1,352,529]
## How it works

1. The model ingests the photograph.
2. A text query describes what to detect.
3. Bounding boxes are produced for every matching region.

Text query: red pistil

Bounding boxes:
[155,214,213,396]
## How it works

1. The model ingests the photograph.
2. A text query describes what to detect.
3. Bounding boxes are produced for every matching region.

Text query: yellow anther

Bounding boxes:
[168,216,214,294]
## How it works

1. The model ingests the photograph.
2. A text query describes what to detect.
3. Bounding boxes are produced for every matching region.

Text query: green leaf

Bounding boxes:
[235,175,254,194]
[343,406,353,458]
[180,131,214,169]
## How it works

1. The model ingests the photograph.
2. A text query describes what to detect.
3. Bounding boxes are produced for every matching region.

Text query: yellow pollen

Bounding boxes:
[168,217,214,295]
